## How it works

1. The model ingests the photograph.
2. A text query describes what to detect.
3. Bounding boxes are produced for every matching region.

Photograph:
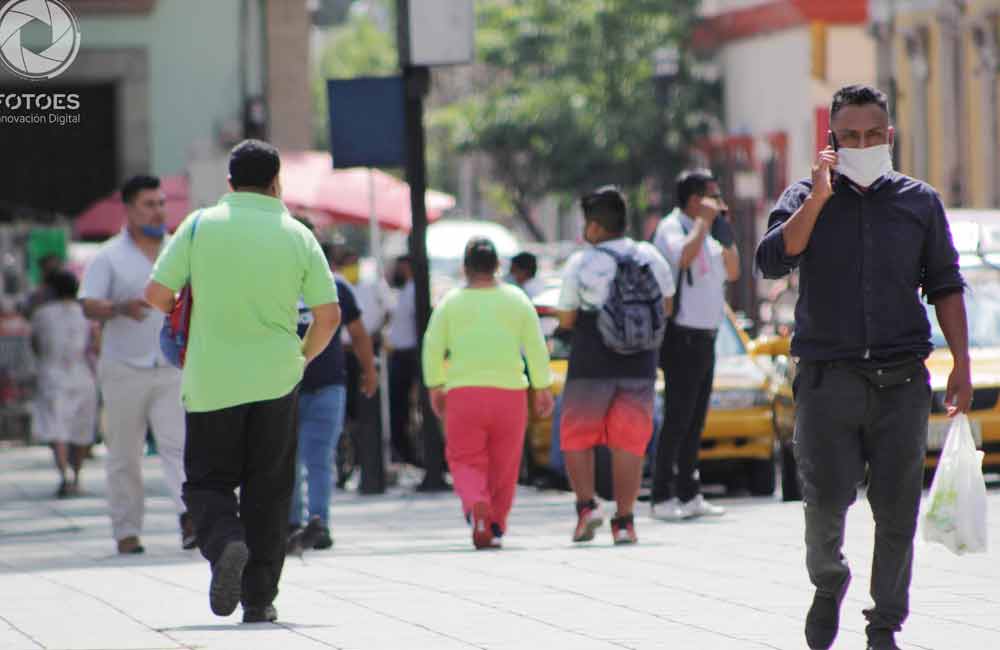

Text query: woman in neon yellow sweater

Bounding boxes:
[423,238,554,549]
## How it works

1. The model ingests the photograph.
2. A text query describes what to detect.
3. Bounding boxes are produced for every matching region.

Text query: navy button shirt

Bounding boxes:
[755,172,964,362]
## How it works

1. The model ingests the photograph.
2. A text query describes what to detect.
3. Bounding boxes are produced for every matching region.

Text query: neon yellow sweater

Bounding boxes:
[422,284,553,391]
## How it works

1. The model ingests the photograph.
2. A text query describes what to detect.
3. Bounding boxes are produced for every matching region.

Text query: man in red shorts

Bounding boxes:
[556,187,675,544]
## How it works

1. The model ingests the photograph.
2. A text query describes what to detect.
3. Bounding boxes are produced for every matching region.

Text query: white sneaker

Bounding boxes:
[650,498,685,522]
[679,495,726,519]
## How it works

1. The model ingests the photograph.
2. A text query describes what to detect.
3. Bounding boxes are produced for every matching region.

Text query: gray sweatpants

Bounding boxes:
[793,360,930,634]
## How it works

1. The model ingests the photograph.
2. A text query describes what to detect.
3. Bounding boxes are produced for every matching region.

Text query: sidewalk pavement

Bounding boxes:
[0,445,997,650]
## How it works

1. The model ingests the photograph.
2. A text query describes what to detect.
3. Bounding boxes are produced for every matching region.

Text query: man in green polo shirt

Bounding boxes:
[145,140,340,624]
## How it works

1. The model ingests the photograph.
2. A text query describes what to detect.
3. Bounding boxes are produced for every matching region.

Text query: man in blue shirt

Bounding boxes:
[289,228,378,553]
[756,85,971,650]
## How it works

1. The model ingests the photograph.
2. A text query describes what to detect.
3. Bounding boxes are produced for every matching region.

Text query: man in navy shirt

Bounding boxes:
[289,232,378,552]
[756,85,971,650]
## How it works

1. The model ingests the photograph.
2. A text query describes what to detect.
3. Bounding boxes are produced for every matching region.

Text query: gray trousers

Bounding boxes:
[793,361,929,634]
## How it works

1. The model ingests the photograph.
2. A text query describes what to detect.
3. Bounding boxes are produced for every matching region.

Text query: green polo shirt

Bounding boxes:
[152,192,338,413]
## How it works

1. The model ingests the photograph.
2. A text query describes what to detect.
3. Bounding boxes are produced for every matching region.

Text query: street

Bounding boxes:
[0,447,997,650]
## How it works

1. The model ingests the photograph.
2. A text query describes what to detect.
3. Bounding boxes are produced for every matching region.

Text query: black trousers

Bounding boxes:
[388,347,418,465]
[794,361,929,634]
[652,325,716,503]
[183,388,299,609]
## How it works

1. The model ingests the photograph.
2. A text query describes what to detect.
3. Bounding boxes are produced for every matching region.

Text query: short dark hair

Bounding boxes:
[229,139,281,189]
[121,175,160,205]
[675,169,715,209]
[47,270,78,299]
[464,237,499,275]
[510,252,538,278]
[830,84,889,120]
[581,186,627,235]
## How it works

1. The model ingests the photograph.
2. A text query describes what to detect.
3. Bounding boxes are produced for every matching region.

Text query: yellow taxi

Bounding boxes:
[767,286,1000,500]
[525,284,781,496]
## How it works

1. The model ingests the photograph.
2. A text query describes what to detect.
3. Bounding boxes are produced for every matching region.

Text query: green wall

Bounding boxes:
[77,0,244,175]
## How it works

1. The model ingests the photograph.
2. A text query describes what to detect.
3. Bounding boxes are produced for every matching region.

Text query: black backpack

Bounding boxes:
[593,244,666,355]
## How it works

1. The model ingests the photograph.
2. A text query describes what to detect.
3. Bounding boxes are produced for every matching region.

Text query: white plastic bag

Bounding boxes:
[922,414,988,555]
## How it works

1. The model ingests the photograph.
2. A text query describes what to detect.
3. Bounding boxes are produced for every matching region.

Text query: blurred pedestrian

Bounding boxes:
[21,254,64,318]
[333,247,389,488]
[556,187,674,545]
[287,226,378,553]
[146,140,341,624]
[507,251,544,298]
[650,169,740,521]
[386,255,420,466]
[79,174,191,555]
[423,238,553,549]
[30,270,98,498]
[755,85,970,650]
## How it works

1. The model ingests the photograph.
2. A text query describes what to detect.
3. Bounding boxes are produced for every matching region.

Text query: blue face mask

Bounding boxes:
[140,224,166,240]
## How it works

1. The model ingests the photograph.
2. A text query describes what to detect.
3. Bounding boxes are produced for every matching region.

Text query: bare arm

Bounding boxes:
[302,303,341,363]
[933,291,972,415]
[781,148,837,257]
[722,245,741,282]
[345,318,378,397]
[678,218,712,270]
[84,297,151,321]
[557,310,577,330]
[143,281,176,315]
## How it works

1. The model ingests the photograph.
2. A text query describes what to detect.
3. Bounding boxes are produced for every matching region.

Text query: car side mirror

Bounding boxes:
[747,335,791,358]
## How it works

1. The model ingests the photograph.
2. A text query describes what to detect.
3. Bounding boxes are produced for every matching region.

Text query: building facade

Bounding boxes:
[873,0,1000,208]
[0,0,312,217]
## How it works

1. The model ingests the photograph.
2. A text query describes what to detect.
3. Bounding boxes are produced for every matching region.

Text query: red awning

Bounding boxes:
[280,151,455,231]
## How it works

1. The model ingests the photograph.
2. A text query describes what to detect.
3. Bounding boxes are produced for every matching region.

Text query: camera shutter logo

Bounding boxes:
[0,0,80,81]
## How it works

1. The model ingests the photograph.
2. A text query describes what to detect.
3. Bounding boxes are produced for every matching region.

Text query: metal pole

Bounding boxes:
[403,64,448,491]
[368,169,393,474]
[358,167,389,494]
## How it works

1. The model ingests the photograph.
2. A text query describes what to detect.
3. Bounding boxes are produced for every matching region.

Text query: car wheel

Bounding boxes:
[780,442,802,502]
[748,458,776,496]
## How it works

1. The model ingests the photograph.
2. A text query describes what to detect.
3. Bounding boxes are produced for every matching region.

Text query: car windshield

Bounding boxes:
[926,287,1000,349]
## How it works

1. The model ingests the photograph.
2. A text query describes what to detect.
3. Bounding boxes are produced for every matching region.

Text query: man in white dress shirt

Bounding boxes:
[650,169,741,521]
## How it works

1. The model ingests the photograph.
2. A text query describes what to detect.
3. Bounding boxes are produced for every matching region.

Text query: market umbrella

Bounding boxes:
[74,175,191,239]
[279,151,454,231]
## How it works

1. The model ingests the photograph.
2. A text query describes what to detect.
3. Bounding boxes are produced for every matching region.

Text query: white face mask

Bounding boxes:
[835,144,893,188]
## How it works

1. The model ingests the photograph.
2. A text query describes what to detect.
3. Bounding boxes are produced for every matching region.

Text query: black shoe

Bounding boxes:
[179,512,197,550]
[866,629,900,650]
[242,604,277,623]
[805,574,851,649]
[300,516,333,550]
[210,541,249,616]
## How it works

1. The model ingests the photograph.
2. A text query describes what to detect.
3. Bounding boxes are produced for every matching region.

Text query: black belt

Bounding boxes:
[803,357,925,390]
[667,322,718,341]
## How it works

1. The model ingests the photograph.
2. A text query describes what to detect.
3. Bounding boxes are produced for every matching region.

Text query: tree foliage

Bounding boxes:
[439,0,720,231]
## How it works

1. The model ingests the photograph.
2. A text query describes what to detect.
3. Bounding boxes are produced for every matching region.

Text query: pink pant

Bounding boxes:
[445,387,528,533]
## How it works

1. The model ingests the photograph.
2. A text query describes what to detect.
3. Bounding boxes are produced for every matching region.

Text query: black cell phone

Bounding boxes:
[827,131,839,151]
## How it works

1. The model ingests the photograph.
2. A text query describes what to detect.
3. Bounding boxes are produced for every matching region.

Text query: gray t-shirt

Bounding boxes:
[79,231,170,368]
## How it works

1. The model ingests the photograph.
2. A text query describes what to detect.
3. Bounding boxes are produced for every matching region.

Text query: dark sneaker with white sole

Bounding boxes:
[210,541,249,616]
[866,629,901,650]
[805,574,851,649]
[243,604,278,623]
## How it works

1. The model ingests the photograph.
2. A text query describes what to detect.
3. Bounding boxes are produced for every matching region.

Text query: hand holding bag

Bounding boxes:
[922,413,988,555]
[159,212,201,368]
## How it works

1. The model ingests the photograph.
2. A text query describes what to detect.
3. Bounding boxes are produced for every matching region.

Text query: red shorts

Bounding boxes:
[559,378,655,457]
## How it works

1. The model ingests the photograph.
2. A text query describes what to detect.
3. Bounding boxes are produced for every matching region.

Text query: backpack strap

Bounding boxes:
[593,245,624,264]
[670,219,694,320]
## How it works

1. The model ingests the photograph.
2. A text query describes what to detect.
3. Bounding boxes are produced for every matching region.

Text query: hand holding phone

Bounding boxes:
[812,133,839,200]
